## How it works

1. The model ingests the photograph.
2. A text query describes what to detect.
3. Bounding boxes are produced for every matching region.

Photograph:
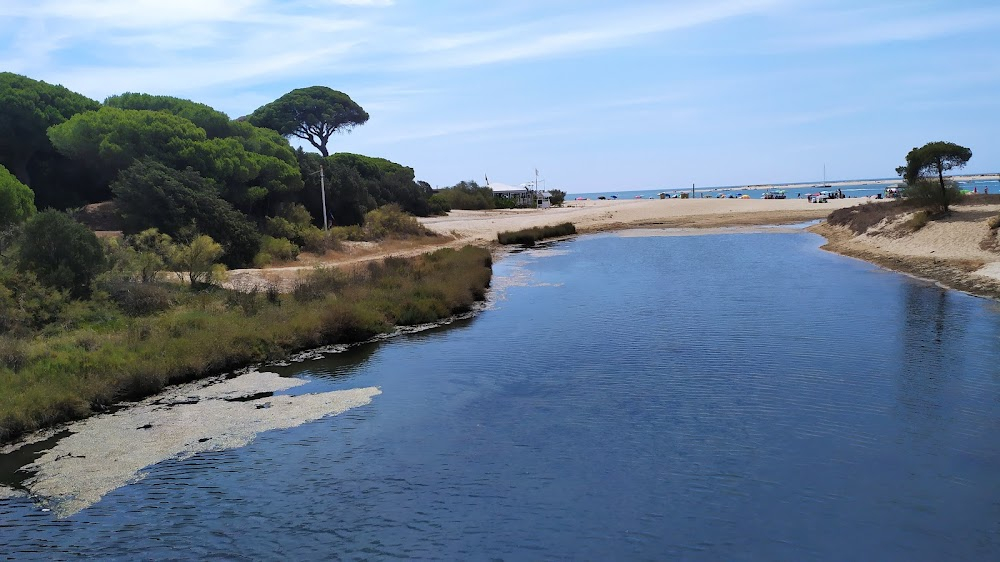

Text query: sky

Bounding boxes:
[1,0,998,192]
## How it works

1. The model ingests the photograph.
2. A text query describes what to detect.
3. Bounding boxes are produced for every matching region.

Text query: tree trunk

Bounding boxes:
[937,159,947,211]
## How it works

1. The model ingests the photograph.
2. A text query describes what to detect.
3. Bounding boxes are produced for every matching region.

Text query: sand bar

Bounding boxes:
[11,371,380,518]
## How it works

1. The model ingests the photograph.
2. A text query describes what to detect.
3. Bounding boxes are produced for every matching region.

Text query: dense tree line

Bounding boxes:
[0,72,448,273]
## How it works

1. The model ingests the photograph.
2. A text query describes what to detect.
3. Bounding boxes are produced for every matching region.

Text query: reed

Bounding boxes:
[497,222,576,246]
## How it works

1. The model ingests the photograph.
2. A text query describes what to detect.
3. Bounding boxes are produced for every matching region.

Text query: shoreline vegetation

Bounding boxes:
[0,246,492,444]
[497,222,577,246]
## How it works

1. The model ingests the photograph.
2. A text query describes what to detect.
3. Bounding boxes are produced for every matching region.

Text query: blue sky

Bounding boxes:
[2,0,998,192]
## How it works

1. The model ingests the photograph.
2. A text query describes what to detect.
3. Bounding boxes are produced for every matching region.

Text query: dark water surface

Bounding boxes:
[2,230,1000,560]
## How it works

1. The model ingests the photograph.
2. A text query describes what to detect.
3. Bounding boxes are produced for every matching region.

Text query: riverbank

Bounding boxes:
[0,247,492,445]
[809,200,1000,300]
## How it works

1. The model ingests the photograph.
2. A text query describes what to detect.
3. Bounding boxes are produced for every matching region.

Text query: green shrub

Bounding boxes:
[254,236,300,266]
[329,224,365,242]
[362,204,433,240]
[265,216,299,241]
[0,336,29,372]
[432,181,496,210]
[17,210,106,298]
[549,189,567,206]
[300,225,341,253]
[102,280,175,316]
[903,179,962,211]
[0,269,69,335]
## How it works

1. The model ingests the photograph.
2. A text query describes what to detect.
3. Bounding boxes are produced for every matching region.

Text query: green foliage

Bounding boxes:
[17,210,105,298]
[111,159,261,267]
[0,267,69,335]
[248,86,369,157]
[361,204,434,240]
[254,236,300,267]
[129,229,176,282]
[171,234,226,286]
[903,179,963,210]
[0,164,36,228]
[48,106,302,212]
[101,280,176,316]
[428,193,451,214]
[0,245,492,444]
[0,72,100,187]
[300,225,341,253]
[433,180,498,210]
[549,189,567,206]
[295,151,434,226]
[48,106,207,184]
[897,141,972,211]
[498,222,577,246]
[104,92,232,138]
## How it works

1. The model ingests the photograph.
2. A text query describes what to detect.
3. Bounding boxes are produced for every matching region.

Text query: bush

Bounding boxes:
[0,336,29,372]
[432,181,496,210]
[0,164,36,228]
[300,225,342,253]
[987,215,1000,230]
[498,222,577,246]
[0,268,68,335]
[112,159,261,267]
[362,204,433,240]
[254,236,300,267]
[17,210,105,298]
[103,280,175,316]
[903,179,962,211]
[549,189,567,206]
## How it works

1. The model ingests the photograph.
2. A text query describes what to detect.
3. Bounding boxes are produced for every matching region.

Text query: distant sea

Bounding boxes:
[567,178,1000,201]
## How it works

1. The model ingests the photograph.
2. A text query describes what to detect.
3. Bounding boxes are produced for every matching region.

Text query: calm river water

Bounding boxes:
[2,228,1000,560]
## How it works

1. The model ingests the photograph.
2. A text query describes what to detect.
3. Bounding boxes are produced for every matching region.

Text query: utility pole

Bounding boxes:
[320,164,328,232]
[691,183,695,198]
[534,168,539,208]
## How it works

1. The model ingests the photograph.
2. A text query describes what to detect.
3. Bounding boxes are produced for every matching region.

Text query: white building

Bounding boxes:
[488,182,551,208]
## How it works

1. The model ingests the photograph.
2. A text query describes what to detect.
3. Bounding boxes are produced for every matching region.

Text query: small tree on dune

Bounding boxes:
[897,141,972,212]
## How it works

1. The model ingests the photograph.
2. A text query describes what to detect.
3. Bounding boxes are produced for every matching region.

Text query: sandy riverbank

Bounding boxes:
[810,202,1000,299]
[420,197,861,242]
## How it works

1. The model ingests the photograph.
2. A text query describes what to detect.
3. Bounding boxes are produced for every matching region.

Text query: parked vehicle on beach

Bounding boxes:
[807,192,828,203]
[761,189,786,199]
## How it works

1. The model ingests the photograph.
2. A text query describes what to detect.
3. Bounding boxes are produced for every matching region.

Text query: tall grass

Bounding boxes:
[497,222,577,246]
[0,246,492,444]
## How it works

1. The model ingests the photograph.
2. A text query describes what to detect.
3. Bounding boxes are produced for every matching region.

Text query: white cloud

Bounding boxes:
[400,0,787,69]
